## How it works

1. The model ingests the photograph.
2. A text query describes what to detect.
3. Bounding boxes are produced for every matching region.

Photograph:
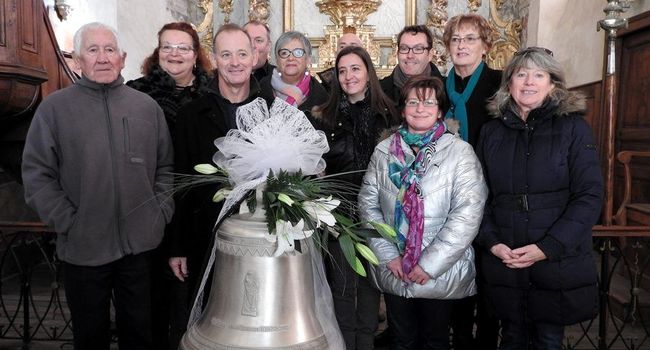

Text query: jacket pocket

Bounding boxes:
[123,117,155,165]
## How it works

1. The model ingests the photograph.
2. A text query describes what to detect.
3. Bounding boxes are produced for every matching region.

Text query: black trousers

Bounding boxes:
[326,240,381,350]
[63,251,153,350]
[384,294,453,350]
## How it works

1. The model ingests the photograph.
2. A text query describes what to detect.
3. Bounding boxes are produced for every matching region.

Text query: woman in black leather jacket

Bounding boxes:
[311,46,398,350]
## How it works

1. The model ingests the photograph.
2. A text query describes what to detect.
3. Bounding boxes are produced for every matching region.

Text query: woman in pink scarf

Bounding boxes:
[259,31,328,117]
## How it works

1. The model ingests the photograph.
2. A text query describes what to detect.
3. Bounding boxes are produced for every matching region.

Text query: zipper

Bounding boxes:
[102,87,127,255]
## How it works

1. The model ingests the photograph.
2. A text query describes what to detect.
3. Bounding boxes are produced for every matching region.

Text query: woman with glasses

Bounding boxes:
[260,31,328,115]
[359,76,487,350]
[441,13,503,350]
[311,46,398,350]
[126,21,212,350]
[442,14,501,146]
[476,47,603,350]
[127,22,212,139]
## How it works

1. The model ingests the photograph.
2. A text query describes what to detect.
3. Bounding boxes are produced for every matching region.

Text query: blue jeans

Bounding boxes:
[500,319,564,350]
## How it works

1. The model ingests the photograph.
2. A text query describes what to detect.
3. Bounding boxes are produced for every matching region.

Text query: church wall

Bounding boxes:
[530,0,650,88]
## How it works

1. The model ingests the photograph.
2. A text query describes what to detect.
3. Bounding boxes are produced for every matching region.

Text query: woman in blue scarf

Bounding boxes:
[442,14,503,350]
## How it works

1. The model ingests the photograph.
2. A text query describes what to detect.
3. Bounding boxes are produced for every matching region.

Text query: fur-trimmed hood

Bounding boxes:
[488,89,586,119]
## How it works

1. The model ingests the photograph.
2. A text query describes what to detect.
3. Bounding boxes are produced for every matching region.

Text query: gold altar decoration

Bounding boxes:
[219,0,234,24]
[197,0,214,53]
[405,0,417,26]
[312,0,391,74]
[427,0,449,73]
[486,0,523,70]
[315,0,381,27]
[248,0,270,23]
[467,0,482,13]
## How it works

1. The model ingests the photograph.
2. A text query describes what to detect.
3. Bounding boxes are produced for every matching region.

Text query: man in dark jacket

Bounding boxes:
[380,25,443,109]
[244,20,276,82]
[168,23,273,326]
[22,22,174,350]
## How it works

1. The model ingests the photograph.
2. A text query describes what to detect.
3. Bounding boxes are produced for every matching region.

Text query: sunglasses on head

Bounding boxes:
[514,46,553,57]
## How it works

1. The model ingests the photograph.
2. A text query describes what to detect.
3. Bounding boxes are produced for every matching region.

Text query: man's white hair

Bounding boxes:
[73,22,122,55]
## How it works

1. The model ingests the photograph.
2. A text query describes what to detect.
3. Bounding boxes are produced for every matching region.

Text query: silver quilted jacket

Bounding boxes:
[358,132,488,299]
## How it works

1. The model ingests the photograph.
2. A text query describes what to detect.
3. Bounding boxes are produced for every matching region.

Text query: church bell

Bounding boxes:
[180,212,329,349]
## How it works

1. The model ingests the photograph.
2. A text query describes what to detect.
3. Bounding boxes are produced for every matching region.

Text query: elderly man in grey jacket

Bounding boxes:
[21,22,173,350]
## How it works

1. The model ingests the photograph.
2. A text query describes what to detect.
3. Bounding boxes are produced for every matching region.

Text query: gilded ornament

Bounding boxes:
[467,0,482,12]
[486,0,522,70]
[427,0,448,72]
[219,0,234,24]
[315,0,381,27]
[249,0,270,23]
[197,0,214,55]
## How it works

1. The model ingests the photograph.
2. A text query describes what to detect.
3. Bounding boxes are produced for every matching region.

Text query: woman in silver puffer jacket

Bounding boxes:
[358,76,488,350]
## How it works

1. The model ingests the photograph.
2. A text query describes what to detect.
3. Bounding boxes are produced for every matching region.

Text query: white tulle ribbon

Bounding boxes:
[187,97,330,327]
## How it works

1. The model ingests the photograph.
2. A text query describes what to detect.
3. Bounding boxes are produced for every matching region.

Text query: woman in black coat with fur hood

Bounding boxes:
[476,47,603,350]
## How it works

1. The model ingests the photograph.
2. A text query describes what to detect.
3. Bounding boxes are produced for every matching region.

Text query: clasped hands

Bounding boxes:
[387,256,430,285]
[490,243,546,268]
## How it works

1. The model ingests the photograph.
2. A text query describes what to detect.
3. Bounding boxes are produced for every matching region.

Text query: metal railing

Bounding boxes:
[0,222,72,346]
[1,222,649,349]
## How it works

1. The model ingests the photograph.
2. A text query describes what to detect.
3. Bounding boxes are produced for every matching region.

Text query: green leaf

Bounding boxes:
[370,222,397,240]
[333,213,355,227]
[247,193,257,213]
[350,228,378,239]
[355,243,379,265]
[352,257,367,277]
[339,234,366,276]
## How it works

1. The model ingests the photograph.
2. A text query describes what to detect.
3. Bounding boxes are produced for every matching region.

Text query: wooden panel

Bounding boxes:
[613,11,650,217]
[19,0,38,53]
[0,1,5,47]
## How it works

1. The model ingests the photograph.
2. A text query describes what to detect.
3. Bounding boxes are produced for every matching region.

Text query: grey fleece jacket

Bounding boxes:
[22,76,174,266]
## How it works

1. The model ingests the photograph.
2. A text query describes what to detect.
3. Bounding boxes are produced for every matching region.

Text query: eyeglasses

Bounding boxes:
[450,35,481,46]
[398,45,430,55]
[159,44,194,55]
[278,48,306,59]
[405,99,438,108]
[515,46,554,57]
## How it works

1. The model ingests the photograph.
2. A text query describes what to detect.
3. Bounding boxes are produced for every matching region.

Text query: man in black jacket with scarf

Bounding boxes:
[380,25,443,109]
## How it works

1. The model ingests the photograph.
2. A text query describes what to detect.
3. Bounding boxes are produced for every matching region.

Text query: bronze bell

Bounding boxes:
[180,211,330,349]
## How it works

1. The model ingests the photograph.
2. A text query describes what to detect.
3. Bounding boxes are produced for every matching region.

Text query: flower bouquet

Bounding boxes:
[190,97,396,276]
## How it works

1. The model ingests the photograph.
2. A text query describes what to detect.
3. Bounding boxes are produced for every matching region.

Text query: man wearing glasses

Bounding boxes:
[380,25,443,109]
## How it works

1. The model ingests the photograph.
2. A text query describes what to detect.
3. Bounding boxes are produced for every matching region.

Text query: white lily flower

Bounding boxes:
[266,219,314,257]
[212,188,231,203]
[277,193,294,206]
[194,163,220,175]
[301,196,340,227]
